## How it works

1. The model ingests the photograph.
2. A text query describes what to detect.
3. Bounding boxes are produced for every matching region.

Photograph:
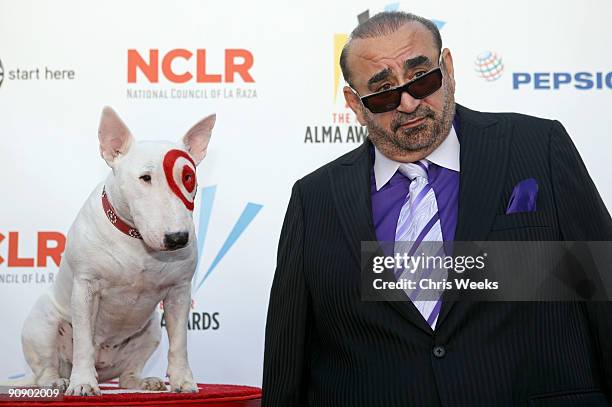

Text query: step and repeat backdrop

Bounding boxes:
[1,0,611,387]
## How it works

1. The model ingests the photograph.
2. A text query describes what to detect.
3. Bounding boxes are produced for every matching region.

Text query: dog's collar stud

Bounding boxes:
[101,186,143,240]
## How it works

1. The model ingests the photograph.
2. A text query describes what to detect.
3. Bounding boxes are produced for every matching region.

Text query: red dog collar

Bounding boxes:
[101,187,143,240]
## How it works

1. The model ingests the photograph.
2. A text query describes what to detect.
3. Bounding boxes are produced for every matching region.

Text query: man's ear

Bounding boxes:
[183,113,216,166]
[343,86,367,126]
[441,48,455,90]
[98,106,134,167]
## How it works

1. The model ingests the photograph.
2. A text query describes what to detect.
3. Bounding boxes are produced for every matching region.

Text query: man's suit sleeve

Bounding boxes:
[262,181,310,406]
[549,120,612,400]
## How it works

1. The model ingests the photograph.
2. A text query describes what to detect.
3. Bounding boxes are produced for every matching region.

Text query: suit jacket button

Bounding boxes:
[433,345,446,358]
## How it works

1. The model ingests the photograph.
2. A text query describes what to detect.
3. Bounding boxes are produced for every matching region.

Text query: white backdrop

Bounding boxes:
[1,0,611,387]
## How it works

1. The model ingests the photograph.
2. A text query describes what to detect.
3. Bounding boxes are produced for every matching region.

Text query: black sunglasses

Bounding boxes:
[359,66,443,114]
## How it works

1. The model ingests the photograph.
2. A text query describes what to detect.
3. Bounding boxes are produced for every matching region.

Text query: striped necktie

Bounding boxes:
[394,160,447,330]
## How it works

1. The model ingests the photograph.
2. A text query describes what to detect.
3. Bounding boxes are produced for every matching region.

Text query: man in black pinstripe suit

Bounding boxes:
[263,11,612,407]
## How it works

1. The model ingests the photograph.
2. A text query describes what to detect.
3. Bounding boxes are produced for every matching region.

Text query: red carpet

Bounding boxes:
[0,382,262,406]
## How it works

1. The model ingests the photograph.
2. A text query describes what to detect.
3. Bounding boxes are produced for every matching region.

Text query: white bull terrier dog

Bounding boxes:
[18,107,215,396]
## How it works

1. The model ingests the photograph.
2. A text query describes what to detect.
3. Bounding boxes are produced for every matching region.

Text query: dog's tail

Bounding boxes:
[0,375,37,388]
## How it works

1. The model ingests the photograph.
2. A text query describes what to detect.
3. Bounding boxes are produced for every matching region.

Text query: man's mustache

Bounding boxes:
[391,108,436,132]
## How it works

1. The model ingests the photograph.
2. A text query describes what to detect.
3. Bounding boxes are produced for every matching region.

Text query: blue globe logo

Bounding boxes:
[474,51,504,81]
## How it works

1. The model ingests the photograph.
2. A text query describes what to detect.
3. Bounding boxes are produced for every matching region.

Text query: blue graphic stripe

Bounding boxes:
[432,19,446,30]
[8,373,25,379]
[195,202,263,291]
[192,185,217,288]
[385,3,400,11]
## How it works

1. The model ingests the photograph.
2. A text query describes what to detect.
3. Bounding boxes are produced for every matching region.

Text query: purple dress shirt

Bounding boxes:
[371,117,460,244]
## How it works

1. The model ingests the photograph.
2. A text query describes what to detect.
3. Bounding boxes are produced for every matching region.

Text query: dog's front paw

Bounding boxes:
[140,377,168,391]
[49,378,70,393]
[65,382,101,396]
[167,365,197,393]
[168,371,197,393]
[170,379,198,393]
[120,374,167,391]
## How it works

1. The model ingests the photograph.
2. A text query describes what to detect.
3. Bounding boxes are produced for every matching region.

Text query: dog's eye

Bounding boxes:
[140,175,152,183]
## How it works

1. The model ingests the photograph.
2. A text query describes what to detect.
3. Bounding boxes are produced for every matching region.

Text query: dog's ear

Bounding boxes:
[98,106,134,167]
[183,114,215,165]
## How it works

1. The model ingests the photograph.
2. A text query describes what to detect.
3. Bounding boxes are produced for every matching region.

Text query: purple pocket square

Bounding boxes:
[506,178,538,214]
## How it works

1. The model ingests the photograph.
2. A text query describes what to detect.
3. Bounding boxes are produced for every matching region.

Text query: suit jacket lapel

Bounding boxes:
[328,142,377,262]
[437,104,512,328]
[329,141,433,335]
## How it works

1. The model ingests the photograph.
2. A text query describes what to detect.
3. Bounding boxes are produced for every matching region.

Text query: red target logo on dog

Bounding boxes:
[164,149,197,211]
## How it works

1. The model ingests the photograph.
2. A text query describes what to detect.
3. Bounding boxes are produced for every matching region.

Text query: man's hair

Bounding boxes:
[340,11,443,87]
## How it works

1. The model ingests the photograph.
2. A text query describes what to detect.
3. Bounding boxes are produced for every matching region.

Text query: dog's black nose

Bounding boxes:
[164,232,189,250]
